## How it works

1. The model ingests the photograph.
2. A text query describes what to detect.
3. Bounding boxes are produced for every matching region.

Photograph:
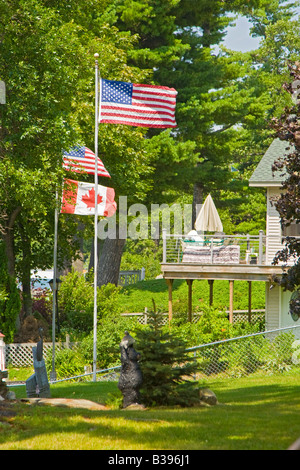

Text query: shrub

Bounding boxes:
[135,302,199,407]
[120,239,162,280]
[31,290,52,325]
[80,315,137,369]
[58,270,93,332]
[170,305,234,347]
[262,332,295,374]
[45,347,85,380]
[58,270,122,335]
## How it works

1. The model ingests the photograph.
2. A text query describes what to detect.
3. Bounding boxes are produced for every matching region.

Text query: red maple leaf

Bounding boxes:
[81,188,103,208]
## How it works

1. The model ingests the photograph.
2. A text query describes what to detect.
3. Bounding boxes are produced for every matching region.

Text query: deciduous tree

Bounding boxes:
[270,62,300,291]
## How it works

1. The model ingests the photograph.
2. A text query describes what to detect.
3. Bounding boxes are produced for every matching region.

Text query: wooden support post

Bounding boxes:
[248,281,252,323]
[208,280,214,306]
[229,280,234,324]
[186,280,193,322]
[166,279,173,325]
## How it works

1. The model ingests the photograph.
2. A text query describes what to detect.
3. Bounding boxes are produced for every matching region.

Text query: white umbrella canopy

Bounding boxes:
[194,194,223,232]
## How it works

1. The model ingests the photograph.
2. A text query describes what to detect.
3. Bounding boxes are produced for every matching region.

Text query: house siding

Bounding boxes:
[266,187,283,265]
[265,282,280,330]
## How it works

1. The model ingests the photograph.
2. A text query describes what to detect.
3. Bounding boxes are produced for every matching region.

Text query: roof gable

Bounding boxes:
[249,138,292,187]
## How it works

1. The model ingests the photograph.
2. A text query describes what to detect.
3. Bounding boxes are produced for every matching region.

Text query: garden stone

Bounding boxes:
[21,397,107,410]
[118,331,143,409]
[26,328,51,398]
[123,403,146,411]
[6,391,16,401]
[199,388,219,406]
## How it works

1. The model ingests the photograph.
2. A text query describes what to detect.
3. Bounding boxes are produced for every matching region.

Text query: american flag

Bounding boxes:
[99,79,177,128]
[62,146,110,178]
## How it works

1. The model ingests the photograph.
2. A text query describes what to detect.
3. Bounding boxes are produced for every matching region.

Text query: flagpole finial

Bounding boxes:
[94,53,99,60]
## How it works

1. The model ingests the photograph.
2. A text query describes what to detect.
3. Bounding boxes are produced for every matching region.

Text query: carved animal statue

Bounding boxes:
[118,331,143,408]
[26,328,51,398]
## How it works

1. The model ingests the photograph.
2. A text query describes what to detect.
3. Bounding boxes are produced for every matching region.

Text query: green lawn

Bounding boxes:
[118,278,265,313]
[1,370,300,450]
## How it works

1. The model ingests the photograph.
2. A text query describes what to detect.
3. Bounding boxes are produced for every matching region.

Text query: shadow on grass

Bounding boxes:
[3,380,300,450]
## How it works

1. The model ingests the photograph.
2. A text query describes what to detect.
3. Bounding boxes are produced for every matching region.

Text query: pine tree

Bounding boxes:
[135,301,198,407]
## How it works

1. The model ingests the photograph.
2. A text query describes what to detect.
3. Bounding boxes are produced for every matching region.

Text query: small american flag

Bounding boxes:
[62,146,110,178]
[100,79,177,128]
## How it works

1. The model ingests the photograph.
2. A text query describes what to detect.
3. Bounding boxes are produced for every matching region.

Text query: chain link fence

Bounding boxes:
[188,325,300,379]
[6,325,300,384]
[63,324,300,383]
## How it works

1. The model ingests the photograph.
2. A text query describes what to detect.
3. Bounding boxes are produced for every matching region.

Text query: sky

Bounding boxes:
[224,4,300,52]
[223,16,261,52]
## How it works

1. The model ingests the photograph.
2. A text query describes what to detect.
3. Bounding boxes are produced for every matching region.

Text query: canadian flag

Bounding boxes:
[61,179,117,217]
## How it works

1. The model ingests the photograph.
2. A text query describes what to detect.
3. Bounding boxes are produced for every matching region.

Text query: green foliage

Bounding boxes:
[80,315,137,369]
[58,270,93,334]
[0,0,156,311]
[135,302,198,407]
[118,278,266,316]
[262,332,296,374]
[45,347,85,381]
[0,243,21,341]
[194,330,297,379]
[58,270,123,335]
[171,305,234,346]
[120,239,162,279]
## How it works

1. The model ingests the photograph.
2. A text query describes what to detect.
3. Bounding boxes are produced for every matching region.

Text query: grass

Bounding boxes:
[1,370,300,450]
[118,278,265,313]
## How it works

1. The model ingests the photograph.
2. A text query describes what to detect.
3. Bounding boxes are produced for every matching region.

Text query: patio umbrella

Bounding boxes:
[194,194,223,232]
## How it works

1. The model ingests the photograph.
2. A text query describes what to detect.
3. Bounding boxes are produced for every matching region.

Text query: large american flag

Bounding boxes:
[62,146,110,178]
[99,79,177,128]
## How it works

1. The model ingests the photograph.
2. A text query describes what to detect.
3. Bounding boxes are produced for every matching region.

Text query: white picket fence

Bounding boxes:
[4,310,265,368]
[5,341,75,367]
[121,310,265,325]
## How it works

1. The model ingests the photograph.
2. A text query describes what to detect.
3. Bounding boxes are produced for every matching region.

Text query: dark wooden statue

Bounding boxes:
[118,331,143,408]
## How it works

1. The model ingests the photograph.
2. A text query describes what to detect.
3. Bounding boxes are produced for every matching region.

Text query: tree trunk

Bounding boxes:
[97,228,125,287]
[192,180,204,227]
[21,264,32,317]
[3,206,21,277]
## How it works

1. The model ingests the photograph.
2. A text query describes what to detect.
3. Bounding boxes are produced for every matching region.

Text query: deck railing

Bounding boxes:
[162,229,267,265]
[163,229,300,266]
[118,268,145,286]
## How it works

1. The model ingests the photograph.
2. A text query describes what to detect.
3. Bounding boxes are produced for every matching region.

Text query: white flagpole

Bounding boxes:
[50,191,58,382]
[93,53,99,382]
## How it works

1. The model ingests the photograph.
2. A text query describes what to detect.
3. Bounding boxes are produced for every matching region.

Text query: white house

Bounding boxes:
[161,138,299,334]
[249,138,300,333]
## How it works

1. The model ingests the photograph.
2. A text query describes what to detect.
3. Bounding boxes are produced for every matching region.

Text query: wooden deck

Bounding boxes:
[161,262,284,282]
[160,262,285,323]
